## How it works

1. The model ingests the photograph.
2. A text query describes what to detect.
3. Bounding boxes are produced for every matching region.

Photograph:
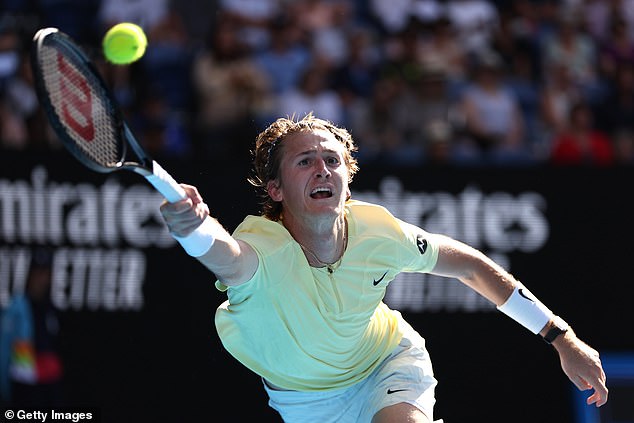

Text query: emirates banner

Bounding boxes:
[1,150,632,422]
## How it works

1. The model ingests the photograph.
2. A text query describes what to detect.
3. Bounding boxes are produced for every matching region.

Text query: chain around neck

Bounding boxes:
[297,220,348,271]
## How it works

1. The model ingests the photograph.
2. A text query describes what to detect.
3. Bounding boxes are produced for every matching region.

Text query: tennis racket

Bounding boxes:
[30,27,186,203]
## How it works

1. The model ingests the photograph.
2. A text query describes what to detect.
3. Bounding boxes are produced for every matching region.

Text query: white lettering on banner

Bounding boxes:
[51,248,145,311]
[352,177,550,312]
[0,247,145,310]
[0,166,172,310]
[0,166,174,246]
[0,247,31,307]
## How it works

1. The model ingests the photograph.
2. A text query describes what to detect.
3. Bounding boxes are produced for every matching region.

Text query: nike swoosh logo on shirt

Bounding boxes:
[373,271,388,286]
[387,388,408,394]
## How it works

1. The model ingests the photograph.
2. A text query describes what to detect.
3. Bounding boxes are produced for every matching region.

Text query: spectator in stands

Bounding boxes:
[289,0,353,68]
[192,19,272,159]
[218,0,281,51]
[35,0,100,46]
[0,28,42,150]
[0,249,63,407]
[595,62,634,138]
[0,99,27,149]
[254,16,312,95]
[458,50,529,164]
[380,18,427,89]
[131,88,190,158]
[98,0,168,33]
[141,8,194,112]
[347,75,402,165]
[539,63,585,140]
[504,42,546,160]
[416,15,468,99]
[169,0,218,47]
[390,67,456,165]
[582,0,634,44]
[550,100,614,165]
[582,0,614,42]
[332,26,382,127]
[276,64,345,126]
[541,7,601,104]
[597,17,634,82]
[369,0,420,35]
[445,0,499,55]
[503,0,544,51]
[490,2,541,72]
[0,26,20,90]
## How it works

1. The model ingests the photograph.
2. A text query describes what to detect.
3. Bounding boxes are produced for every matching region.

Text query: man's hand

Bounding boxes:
[160,184,210,237]
[552,330,608,407]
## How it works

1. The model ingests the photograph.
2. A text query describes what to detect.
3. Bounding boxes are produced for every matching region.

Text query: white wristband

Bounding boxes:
[497,283,554,334]
[173,217,217,257]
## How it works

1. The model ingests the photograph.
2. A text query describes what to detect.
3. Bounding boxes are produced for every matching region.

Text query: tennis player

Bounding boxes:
[160,114,607,422]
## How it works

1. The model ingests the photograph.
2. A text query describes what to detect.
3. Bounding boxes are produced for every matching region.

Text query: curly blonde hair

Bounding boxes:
[249,114,359,220]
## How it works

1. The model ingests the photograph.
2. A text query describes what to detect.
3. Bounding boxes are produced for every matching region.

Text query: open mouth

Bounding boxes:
[310,187,333,199]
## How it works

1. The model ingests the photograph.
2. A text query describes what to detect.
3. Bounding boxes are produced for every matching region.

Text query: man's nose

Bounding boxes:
[314,158,331,178]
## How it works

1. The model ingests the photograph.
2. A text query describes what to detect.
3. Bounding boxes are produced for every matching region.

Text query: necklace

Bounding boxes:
[298,221,348,273]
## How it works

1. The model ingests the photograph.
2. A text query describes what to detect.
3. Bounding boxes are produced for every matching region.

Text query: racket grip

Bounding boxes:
[145,161,187,203]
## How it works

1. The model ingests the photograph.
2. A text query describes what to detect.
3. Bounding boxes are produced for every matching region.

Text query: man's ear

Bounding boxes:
[267,179,283,202]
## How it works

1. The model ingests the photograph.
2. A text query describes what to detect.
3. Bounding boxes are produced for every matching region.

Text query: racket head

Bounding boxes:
[30,27,128,173]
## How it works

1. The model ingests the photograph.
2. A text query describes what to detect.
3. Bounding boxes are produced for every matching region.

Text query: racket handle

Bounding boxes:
[145,161,187,203]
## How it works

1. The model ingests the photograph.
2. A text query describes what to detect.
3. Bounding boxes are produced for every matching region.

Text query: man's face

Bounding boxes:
[267,129,350,221]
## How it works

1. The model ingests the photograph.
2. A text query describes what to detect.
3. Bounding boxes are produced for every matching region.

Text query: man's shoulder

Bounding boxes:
[347,200,404,236]
[234,215,289,238]
[347,200,395,221]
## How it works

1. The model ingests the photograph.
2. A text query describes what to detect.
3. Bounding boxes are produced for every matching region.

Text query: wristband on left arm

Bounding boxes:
[497,283,554,334]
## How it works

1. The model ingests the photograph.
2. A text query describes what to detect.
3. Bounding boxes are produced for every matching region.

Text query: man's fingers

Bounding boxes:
[586,389,608,407]
[576,375,608,408]
[591,378,609,407]
[161,197,194,214]
[181,184,203,202]
[571,375,591,391]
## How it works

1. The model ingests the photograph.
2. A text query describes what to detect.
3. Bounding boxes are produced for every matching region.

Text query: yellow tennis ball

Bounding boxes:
[102,23,147,65]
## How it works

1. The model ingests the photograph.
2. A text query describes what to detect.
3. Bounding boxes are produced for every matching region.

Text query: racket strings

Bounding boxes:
[39,43,122,168]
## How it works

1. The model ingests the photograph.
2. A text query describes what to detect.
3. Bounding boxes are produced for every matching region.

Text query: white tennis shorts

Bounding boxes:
[263,317,437,422]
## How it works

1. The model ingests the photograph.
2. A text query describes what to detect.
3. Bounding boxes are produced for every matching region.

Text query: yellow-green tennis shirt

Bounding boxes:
[214,200,439,391]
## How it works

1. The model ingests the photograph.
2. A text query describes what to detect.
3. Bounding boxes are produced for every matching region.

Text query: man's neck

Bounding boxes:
[284,213,347,266]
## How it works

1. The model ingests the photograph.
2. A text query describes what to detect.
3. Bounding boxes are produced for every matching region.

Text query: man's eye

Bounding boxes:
[327,157,340,165]
[298,159,309,166]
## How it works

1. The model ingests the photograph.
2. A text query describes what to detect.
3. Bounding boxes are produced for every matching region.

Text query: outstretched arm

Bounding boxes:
[160,184,258,286]
[430,234,608,407]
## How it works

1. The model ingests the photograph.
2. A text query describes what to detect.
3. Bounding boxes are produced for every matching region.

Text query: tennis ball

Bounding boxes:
[102,23,147,65]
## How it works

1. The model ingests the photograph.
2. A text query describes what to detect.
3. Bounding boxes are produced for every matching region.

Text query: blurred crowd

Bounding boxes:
[2,0,634,167]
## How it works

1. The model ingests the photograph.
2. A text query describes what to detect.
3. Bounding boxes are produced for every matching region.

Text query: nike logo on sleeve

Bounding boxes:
[387,388,408,394]
[373,271,388,286]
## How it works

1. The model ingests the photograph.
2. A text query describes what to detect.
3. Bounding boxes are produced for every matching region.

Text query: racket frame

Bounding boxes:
[31,27,186,203]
